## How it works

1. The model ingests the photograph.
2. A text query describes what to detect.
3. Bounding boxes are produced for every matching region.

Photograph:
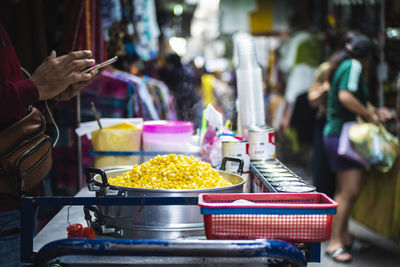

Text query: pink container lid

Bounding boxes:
[143,120,193,134]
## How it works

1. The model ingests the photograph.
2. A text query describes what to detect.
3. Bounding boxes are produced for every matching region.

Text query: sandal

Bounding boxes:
[326,247,352,263]
[345,237,371,252]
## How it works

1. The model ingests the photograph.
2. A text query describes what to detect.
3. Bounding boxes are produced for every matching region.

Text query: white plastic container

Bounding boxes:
[91,122,142,168]
[142,120,194,153]
[235,36,265,131]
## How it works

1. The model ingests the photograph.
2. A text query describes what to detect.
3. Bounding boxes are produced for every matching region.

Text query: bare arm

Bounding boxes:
[366,102,394,122]
[338,90,379,124]
[308,80,330,108]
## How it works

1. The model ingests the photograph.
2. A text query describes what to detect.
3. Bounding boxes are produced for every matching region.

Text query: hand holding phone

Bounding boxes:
[81,56,118,74]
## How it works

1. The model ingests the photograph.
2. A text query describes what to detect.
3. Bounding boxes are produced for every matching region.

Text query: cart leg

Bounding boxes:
[308,242,321,262]
[21,197,35,264]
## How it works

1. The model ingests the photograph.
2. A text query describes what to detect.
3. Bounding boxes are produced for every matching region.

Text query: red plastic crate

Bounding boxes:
[198,193,337,242]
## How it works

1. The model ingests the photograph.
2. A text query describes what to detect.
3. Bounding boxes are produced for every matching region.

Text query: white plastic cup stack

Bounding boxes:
[235,36,265,133]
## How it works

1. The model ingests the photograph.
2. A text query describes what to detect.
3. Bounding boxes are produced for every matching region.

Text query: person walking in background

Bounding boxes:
[0,23,99,267]
[308,32,360,199]
[323,35,393,263]
[308,60,335,197]
[158,53,202,129]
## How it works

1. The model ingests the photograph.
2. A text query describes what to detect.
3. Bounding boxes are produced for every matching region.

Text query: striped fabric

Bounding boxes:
[347,59,362,92]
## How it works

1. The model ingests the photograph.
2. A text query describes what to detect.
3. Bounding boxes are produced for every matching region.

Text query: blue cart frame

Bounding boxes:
[20,195,321,266]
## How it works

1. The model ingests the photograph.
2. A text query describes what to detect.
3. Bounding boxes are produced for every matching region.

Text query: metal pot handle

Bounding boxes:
[84,205,100,227]
[220,157,244,175]
[84,205,122,236]
[85,167,110,192]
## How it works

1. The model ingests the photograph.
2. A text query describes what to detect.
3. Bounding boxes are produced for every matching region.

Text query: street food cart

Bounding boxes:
[22,158,336,266]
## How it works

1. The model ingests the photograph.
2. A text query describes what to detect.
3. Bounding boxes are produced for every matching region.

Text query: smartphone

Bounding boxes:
[81,56,118,74]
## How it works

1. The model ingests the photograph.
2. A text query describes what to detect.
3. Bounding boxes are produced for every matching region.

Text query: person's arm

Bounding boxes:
[366,102,394,122]
[338,90,379,124]
[308,80,330,108]
[0,79,40,124]
[307,62,330,108]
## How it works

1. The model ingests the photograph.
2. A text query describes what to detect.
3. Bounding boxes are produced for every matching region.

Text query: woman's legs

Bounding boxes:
[327,168,364,262]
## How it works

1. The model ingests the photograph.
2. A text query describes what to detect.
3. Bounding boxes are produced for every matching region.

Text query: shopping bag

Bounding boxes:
[349,123,399,172]
[352,159,400,244]
[338,121,370,168]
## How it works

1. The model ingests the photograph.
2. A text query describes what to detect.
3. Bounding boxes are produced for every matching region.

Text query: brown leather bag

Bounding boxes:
[0,106,53,196]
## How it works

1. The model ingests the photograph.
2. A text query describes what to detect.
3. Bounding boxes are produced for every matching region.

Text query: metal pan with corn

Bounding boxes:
[108,154,235,190]
[85,155,245,240]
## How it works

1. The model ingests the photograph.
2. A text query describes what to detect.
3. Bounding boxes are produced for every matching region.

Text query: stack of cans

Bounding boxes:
[251,159,316,193]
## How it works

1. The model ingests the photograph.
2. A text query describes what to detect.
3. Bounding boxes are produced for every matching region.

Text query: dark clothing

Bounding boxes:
[0,24,39,132]
[311,117,335,198]
[0,24,39,210]
[324,135,364,172]
[290,92,316,145]
[158,56,201,129]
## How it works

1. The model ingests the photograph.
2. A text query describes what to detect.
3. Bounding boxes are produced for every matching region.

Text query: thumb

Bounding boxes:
[49,50,56,58]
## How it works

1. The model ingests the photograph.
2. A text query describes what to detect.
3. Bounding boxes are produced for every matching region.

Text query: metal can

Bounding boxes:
[265,166,288,170]
[275,184,316,193]
[222,141,251,193]
[258,167,288,173]
[253,164,281,171]
[251,159,278,166]
[248,126,276,160]
[222,141,250,172]
[263,172,295,178]
[270,180,307,187]
[266,176,302,183]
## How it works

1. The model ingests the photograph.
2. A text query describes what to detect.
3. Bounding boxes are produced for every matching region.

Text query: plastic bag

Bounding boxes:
[349,123,399,172]
[338,121,370,168]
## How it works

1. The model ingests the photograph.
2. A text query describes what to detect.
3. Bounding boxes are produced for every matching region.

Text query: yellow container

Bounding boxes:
[91,122,141,168]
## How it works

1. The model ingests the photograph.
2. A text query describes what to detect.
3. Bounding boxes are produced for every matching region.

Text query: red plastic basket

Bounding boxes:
[198,193,337,242]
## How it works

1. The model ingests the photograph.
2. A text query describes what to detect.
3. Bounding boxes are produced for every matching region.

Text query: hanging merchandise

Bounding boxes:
[80,71,138,120]
[81,70,176,122]
[248,0,291,33]
[277,31,324,75]
[235,33,266,133]
[113,70,160,120]
[63,0,106,62]
[284,64,316,105]
[220,0,257,34]
[100,0,122,41]
[144,77,178,121]
[133,0,160,61]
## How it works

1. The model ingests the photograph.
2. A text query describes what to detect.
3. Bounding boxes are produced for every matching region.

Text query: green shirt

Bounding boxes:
[324,59,369,136]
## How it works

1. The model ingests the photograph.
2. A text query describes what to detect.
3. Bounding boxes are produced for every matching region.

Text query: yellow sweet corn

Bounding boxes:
[108,154,233,189]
